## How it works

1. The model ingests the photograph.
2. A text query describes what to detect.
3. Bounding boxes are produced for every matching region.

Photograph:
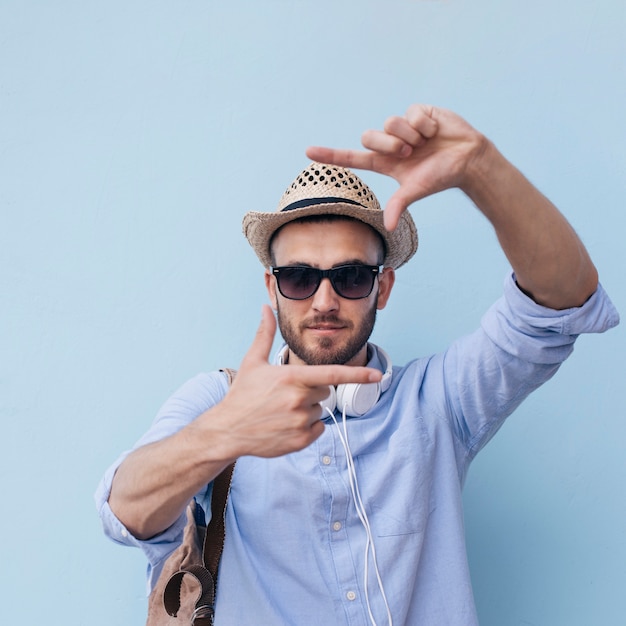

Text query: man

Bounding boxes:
[96,104,618,625]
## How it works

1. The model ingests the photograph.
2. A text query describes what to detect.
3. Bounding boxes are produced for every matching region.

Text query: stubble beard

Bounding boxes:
[276,299,378,366]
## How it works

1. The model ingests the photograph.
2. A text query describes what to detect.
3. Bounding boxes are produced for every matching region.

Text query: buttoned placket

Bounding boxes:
[315,430,370,624]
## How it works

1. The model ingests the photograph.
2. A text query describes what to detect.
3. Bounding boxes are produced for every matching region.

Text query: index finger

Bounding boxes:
[305,146,377,172]
[290,363,383,388]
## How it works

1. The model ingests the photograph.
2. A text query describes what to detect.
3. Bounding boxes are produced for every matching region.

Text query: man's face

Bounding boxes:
[265,219,395,367]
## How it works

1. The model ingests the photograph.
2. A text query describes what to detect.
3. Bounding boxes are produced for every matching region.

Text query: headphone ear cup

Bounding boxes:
[315,348,391,418]
[336,382,381,418]
[319,385,336,415]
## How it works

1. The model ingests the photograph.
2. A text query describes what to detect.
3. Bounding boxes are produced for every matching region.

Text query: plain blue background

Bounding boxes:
[1,2,624,624]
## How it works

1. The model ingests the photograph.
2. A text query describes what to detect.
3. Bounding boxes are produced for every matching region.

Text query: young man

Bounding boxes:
[96,105,618,625]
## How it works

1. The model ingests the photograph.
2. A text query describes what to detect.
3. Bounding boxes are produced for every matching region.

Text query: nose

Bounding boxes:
[311,277,339,312]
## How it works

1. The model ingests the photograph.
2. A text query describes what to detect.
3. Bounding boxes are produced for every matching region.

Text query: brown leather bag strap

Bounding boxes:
[163,564,216,625]
[204,461,236,583]
[162,368,237,625]
[220,368,237,386]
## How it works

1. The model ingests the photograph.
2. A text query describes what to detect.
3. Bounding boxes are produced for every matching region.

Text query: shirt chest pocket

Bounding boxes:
[354,447,434,537]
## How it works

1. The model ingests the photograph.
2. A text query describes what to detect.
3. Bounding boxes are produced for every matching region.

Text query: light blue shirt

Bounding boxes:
[96,275,618,625]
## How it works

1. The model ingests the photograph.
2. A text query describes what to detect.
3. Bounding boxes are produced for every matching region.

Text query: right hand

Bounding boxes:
[198,305,382,459]
[306,104,487,231]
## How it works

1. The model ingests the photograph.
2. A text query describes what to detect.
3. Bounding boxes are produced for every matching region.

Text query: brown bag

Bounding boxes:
[146,369,237,626]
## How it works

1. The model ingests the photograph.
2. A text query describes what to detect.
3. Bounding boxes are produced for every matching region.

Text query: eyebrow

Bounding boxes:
[278,259,377,269]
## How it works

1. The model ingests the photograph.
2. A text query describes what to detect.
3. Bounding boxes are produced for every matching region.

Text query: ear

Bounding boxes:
[265,269,279,309]
[376,267,395,310]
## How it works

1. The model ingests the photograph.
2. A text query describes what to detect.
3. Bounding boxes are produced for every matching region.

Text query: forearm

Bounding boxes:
[108,414,235,540]
[461,139,598,309]
[107,307,385,539]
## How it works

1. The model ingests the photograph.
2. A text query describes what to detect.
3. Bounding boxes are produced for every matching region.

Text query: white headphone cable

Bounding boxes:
[325,405,393,626]
[339,406,393,626]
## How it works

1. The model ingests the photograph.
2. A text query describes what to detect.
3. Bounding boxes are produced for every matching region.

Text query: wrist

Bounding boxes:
[183,405,242,465]
[458,135,501,200]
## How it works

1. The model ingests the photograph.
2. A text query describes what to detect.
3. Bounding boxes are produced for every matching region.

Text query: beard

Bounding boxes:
[276,299,378,366]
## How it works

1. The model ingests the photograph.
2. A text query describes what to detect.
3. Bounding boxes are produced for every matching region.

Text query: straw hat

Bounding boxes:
[242,162,418,269]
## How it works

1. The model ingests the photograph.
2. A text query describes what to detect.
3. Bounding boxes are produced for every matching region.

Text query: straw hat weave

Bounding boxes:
[242,162,418,269]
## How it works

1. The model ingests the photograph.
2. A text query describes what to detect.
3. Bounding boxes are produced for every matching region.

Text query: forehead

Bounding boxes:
[271,219,382,266]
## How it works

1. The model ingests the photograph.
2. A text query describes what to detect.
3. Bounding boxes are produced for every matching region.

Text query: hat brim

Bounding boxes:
[242,201,418,269]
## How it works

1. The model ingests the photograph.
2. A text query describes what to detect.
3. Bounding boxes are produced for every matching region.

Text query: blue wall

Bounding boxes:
[1,2,624,624]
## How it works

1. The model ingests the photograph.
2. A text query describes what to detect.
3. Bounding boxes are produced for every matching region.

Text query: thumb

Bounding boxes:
[383,192,411,231]
[242,304,277,366]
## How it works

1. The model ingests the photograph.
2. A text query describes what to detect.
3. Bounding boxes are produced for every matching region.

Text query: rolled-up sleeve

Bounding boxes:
[429,274,619,462]
[94,371,231,590]
[481,274,620,364]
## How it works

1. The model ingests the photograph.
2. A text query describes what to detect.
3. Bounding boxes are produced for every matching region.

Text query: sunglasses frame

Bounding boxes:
[270,264,382,300]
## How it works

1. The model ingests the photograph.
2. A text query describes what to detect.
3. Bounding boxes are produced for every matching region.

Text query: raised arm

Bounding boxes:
[306,104,598,309]
[108,305,382,539]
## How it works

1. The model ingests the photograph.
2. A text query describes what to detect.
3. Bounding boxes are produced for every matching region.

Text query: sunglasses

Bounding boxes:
[271,264,382,300]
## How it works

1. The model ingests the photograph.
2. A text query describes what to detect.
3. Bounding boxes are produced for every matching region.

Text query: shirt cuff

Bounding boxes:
[505,273,619,333]
[480,274,619,365]
[94,453,188,566]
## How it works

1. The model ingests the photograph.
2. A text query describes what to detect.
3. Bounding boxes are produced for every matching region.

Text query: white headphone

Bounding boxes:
[277,344,393,418]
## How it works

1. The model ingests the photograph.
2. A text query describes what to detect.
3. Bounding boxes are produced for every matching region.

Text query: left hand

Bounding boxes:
[306,104,487,231]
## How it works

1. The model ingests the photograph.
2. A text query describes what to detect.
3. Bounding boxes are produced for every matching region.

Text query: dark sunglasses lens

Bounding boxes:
[278,267,320,299]
[332,266,375,298]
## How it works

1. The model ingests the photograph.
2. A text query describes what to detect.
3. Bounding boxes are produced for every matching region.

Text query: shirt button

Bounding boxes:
[346,591,357,601]
[332,521,342,531]
[121,528,128,538]
[321,455,332,465]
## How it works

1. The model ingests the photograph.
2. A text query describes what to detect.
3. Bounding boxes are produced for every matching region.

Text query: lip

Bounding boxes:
[308,324,344,330]
[306,324,346,334]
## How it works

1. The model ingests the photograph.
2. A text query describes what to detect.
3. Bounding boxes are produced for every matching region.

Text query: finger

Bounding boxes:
[308,384,335,405]
[383,191,413,231]
[405,104,438,139]
[308,402,324,423]
[361,129,412,157]
[383,116,425,150]
[310,419,325,439]
[293,364,382,388]
[241,305,276,366]
[305,146,377,171]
